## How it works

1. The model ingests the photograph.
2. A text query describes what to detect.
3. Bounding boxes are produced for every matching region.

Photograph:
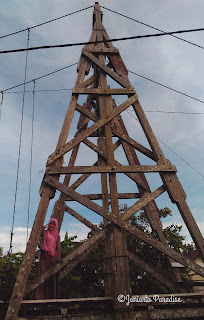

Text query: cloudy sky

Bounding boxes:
[1,0,204,254]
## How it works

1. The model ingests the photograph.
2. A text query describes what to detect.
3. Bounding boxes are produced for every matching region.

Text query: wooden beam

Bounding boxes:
[64,205,99,232]
[82,138,147,189]
[112,127,155,161]
[46,164,177,175]
[5,187,51,320]
[52,94,96,227]
[65,193,140,201]
[83,51,130,88]
[75,103,155,161]
[82,74,99,88]
[82,47,119,54]
[44,175,204,277]
[121,186,166,221]
[132,99,204,260]
[47,94,138,166]
[72,88,135,95]
[127,251,176,291]
[24,226,111,296]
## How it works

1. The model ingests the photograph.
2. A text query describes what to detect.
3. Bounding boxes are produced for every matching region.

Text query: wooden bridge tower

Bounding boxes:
[5,2,204,320]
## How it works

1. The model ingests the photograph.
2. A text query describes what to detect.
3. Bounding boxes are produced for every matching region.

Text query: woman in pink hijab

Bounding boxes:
[35,218,61,299]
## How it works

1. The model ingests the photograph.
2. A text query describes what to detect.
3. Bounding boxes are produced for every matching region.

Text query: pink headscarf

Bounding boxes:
[41,218,59,256]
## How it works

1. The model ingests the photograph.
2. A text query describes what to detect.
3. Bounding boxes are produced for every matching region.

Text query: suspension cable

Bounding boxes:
[9,29,30,255]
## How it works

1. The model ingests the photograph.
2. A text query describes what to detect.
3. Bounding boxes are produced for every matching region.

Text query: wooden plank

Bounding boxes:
[82,138,147,189]
[132,99,204,260]
[44,175,204,277]
[82,47,119,54]
[75,103,155,161]
[95,5,131,308]
[113,108,180,288]
[127,251,176,291]
[52,95,95,228]
[59,235,103,281]
[81,74,99,88]
[65,192,140,201]
[112,127,155,161]
[97,136,112,296]
[83,138,107,159]
[83,51,130,88]
[64,205,99,232]
[57,55,88,151]
[47,164,177,175]
[77,30,97,75]
[72,88,135,95]
[5,48,92,320]
[102,29,128,77]
[122,185,166,221]
[47,94,138,166]
[5,187,51,320]
[24,226,111,296]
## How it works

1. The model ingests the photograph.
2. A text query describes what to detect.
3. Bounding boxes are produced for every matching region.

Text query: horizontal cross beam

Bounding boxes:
[47,94,138,166]
[75,103,155,161]
[72,88,135,95]
[44,175,204,278]
[82,47,119,54]
[65,192,140,201]
[46,164,177,175]
[65,205,99,232]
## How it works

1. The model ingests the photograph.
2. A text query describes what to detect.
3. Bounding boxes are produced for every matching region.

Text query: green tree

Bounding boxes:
[0,208,195,300]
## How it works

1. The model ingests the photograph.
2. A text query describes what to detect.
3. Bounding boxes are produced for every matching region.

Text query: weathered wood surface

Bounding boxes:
[73,88,135,95]
[5,188,51,320]
[47,94,138,166]
[24,226,111,295]
[82,47,119,53]
[75,103,155,160]
[64,205,99,232]
[44,175,204,277]
[132,100,204,260]
[128,251,176,291]
[65,192,140,201]
[83,51,129,88]
[47,164,177,175]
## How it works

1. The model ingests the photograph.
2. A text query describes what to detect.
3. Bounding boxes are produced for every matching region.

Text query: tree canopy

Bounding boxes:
[0,207,195,301]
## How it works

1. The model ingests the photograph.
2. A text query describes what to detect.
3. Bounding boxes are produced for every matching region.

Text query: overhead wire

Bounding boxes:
[125,109,204,178]
[128,69,204,105]
[0,5,93,40]
[113,98,204,178]
[3,87,204,114]
[2,62,77,92]
[9,29,30,255]
[101,6,204,51]
[26,80,35,244]
[1,26,204,54]
[5,88,73,93]
[143,110,204,115]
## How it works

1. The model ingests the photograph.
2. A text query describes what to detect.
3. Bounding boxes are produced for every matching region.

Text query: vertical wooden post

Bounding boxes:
[94,3,131,315]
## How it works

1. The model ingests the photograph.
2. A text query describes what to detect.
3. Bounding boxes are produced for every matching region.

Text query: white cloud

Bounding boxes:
[0,222,90,255]
[1,0,204,255]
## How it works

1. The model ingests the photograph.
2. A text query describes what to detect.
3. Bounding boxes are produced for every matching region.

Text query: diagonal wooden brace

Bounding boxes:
[44,175,204,277]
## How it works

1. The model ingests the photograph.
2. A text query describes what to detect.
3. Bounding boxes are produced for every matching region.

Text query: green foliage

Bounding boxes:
[59,232,105,298]
[0,208,196,300]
